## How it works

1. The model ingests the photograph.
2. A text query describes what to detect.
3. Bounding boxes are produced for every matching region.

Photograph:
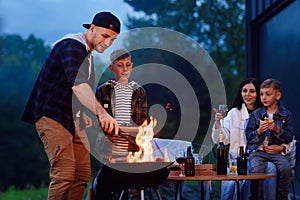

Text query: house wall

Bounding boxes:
[246,0,300,198]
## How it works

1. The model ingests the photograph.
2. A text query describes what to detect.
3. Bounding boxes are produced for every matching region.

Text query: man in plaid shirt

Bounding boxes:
[22,12,121,200]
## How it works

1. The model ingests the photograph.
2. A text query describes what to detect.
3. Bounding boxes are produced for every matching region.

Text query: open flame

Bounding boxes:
[126,116,169,163]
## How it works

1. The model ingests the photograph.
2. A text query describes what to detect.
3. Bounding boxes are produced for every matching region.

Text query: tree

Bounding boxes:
[124,0,246,105]
[0,34,50,103]
[121,0,246,143]
[0,34,51,191]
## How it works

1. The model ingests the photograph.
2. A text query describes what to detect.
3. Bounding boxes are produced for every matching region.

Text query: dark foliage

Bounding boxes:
[0,34,50,191]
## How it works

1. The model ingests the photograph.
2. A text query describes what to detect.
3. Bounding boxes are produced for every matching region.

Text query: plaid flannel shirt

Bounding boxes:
[22,38,94,135]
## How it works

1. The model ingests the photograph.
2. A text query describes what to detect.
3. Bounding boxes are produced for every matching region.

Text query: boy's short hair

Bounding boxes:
[261,78,281,91]
[110,48,131,63]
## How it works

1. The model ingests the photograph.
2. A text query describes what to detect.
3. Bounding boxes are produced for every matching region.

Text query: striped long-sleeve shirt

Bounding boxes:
[95,80,148,158]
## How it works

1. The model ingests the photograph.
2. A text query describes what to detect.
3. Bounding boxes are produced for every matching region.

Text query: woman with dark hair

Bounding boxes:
[212,77,262,166]
[211,78,266,200]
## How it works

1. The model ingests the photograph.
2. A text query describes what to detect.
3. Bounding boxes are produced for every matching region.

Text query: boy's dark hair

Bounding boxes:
[261,78,281,92]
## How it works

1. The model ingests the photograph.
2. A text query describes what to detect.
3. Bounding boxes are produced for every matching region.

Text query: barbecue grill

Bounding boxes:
[91,161,173,200]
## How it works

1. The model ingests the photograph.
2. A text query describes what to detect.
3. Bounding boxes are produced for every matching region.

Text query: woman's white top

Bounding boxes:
[211,103,249,158]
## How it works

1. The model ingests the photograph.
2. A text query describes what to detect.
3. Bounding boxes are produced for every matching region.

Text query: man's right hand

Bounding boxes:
[97,113,119,135]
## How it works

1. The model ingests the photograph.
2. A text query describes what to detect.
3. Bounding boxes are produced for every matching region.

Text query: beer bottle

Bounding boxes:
[216,133,227,175]
[237,146,247,175]
[184,146,195,176]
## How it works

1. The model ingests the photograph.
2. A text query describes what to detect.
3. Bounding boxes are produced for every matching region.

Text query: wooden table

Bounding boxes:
[168,173,275,200]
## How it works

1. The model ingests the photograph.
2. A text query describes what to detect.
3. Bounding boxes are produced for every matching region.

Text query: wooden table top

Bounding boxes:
[167,173,275,181]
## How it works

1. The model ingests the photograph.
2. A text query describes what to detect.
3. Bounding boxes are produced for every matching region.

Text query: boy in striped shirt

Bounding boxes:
[94,48,148,199]
[95,48,148,160]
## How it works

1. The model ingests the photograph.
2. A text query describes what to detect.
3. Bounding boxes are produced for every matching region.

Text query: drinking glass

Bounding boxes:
[218,104,228,128]
[193,153,203,165]
[175,150,186,176]
[229,158,237,175]
[218,104,228,118]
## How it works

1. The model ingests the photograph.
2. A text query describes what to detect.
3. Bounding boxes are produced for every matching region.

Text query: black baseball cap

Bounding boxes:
[83,12,121,33]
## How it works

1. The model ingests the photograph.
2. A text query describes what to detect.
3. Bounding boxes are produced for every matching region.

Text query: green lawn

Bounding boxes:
[0,186,48,200]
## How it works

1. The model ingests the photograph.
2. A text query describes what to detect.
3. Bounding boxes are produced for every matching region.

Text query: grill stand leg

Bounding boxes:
[153,187,163,200]
[118,190,125,200]
[119,186,162,200]
[140,187,145,200]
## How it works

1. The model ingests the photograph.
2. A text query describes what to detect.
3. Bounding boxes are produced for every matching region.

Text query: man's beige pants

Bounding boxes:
[35,116,91,200]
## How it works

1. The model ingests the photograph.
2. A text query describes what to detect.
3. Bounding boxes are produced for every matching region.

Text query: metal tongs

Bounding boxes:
[94,119,140,152]
[118,127,139,145]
